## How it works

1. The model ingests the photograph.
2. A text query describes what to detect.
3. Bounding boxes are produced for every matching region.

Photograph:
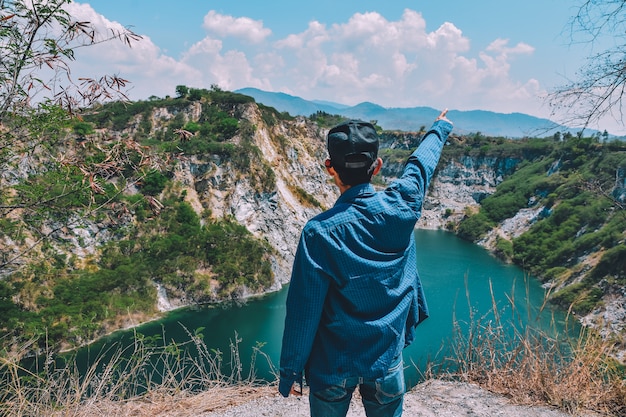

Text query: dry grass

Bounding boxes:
[0,328,276,417]
[441,280,626,416]
[46,385,276,417]
[2,282,625,416]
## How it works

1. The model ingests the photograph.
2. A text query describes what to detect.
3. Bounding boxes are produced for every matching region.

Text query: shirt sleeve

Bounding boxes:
[279,228,330,397]
[393,120,453,216]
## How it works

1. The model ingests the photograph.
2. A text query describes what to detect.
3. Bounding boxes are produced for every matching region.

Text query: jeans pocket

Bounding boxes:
[374,360,405,404]
[313,382,350,402]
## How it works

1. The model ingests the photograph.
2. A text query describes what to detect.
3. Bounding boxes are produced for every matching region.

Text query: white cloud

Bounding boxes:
[181,38,272,91]
[486,38,535,56]
[64,3,200,99]
[59,5,561,126]
[203,11,271,44]
[275,21,329,49]
[267,9,481,107]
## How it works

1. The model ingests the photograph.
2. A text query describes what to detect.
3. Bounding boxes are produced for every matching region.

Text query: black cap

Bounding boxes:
[327,120,379,171]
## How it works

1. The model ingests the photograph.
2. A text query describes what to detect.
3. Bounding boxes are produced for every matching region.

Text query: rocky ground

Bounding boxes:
[197,380,599,417]
[90,380,602,417]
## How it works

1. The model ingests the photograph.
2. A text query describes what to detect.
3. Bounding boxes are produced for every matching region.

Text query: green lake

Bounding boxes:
[74,229,573,388]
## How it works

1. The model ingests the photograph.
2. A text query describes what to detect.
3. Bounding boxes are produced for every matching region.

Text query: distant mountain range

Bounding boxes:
[235,87,590,138]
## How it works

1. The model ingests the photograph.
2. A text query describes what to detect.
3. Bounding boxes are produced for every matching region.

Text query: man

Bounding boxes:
[279,110,453,417]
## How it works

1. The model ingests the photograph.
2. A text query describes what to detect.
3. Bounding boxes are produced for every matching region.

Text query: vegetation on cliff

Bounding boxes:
[1,88,282,351]
[449,135,625,318]
[2,87,625,355]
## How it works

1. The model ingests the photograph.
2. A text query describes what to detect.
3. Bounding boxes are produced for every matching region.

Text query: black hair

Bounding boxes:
[333,155,377,186]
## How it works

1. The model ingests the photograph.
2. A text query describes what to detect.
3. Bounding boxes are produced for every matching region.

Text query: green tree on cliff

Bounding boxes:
[0,0,141,269]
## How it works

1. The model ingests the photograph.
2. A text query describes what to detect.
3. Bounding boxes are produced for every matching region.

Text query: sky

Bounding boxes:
[65,0,625,134]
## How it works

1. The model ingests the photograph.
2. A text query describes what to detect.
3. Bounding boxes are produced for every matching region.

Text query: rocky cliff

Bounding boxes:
[1,97,624,358]
[169,107,338,288]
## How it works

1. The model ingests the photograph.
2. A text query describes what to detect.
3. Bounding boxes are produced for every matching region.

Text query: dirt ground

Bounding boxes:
[65,380,604,417]
[196,380,597,417]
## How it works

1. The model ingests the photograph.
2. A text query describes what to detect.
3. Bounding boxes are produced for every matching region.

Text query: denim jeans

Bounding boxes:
[308,355,404,417]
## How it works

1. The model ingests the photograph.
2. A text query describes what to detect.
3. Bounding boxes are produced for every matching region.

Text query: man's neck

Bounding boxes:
[338,183,352,195]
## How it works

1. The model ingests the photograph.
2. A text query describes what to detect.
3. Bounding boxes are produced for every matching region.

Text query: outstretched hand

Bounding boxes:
[436,109,452,124]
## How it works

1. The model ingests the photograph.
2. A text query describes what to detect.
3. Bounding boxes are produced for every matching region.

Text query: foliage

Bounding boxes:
[452,134,626,314]
[258,103,294,127]
[456,211,493,241]
[85,100,156,130]
[549,0,626,129]
[208,86,255,106]
[0,0,140,120]
[288,184,322,209]
[175,84,189,98]
[494,236,513,260]
[588,245,626,285]
[0,0,144,280]
[141,170,169,196]
[309,111,347,128]
[551,283,605,315]
[72,120,95,137]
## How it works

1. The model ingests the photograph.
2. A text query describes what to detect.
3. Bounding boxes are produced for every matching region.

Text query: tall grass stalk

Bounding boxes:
[0,328,274,417]
[442,276,626,416]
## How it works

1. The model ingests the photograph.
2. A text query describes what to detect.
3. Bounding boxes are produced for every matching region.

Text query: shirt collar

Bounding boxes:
[335,183,375,206]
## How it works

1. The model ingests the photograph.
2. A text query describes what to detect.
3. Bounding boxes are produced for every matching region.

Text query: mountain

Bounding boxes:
[235,87,576,138]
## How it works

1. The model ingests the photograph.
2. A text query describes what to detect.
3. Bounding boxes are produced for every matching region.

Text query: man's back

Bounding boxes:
[281,119,453,395]
[279,115,453,417]
[299,180,424,388]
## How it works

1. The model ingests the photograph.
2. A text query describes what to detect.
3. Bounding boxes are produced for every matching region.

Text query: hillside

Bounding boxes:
[0,88,339,350]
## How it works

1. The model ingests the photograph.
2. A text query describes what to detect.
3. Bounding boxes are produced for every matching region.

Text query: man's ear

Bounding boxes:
[372,158,383,175]
[325,159,334,174]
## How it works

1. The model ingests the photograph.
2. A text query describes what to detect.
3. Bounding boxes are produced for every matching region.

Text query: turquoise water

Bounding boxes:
[73,229,571,388]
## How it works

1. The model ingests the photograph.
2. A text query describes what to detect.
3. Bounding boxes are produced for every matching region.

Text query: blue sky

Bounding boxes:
[68,1,622,134]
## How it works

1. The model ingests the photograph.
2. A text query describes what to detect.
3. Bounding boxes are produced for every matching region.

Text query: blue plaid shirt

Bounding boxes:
[279,120,453,396]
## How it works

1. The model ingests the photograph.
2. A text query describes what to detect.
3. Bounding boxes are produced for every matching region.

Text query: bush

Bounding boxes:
[72,120,94,137]
[457,211,493,241]
[551,282,603,314]
[588,245,626,284]
[141,170,168,196]
[494,236,513,260]
[481,193,527,223]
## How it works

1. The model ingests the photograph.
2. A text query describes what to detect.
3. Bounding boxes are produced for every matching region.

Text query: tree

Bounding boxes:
[0,0,141,120]
[0,0,142,270]
[175,85,189,98]
[548,1,626,131]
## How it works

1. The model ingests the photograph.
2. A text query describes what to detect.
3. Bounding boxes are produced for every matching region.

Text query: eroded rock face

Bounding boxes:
[413,156,519,230]
[171,110,338,286]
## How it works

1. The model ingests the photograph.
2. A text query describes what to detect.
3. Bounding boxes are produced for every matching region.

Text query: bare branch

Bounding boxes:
[549,0,626,132]
[0,0,141,121]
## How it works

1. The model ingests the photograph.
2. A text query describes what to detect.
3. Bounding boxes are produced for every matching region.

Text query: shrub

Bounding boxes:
[494,236,513,260]
[457,211,493,241]
[551,282,603,314]
[72,121,94,137]
[588,245,626,284]
[141,170,168,196]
